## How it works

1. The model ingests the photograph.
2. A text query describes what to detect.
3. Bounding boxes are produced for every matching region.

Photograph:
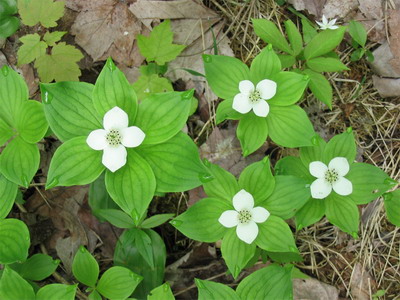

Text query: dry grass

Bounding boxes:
[205,0,400,298]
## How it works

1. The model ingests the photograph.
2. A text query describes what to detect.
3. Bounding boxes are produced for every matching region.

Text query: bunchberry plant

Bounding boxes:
[171,158,308,278]
[203,45,315,155]
[0,0,19,39]
[17,0,83,82]
[275,129,398,235]
[253,18,348,108]
[42,58,207,224]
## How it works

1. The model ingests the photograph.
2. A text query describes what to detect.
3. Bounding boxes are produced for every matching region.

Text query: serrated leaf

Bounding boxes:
[36,284,77,300]
[97,266,142,300]
[17,33,47,65]
[46,136,104,188]
[0,218,30,264]
[43,31,67,46]
[18,0,64,28]
[196,279,239,300]
[0,267,35,300]
[0,175,18,219]
[72,246,99,287]
[133,74,173,100]
[0,136,40,187]
[137,20,185,65]
[35,42,83,82]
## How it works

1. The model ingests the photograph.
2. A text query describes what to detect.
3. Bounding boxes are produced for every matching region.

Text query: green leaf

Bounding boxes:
[16,100,48,143]
[0,0,19,39]
[285,19,303,56]
[303,69,332,108]
[139,63,168,76]
[0,65,28,127]
[17,33,47,65]
[136,132,206,193]
[0,118,13,146]
[34,42,83,82]
[135,91,191,145]
[347,163,393,205]
[350,48,364,62]
[275,156,313,182]
[0,175,18,219]
[0,267,35,300]
[203,54,250,100]
[295,199,325,230]
[41,81,101,142]
[348,20,367,47]
[196,279,240,300]
[267,105,315,148]
[72,246,99,288]
[250,46,281,83]
[36,284,77,300]
[203,162,240,203]
[239,158,275,203]
[141,214,175,229]
[171,198,230,243]
[97,266,142,300]
[95,209,135,229]
[325,193,359,236]
[93,58,138,121]
[263,175,311,220]
[323,130,356,164]
[133,74,173,100]
[89,173,119,221]
[148,283,175,300]
[304,26,346,60]
[137,20,185,65]
[277,54,296,68]
[236,264,293,299]
[252,19,292,54]
[105,149,156,222]
[384,190,400,227]
[0,218,30,264]
[43,31,66,46]
[46,136,104,188]
[237,113,269,156]
[301,18,318,44]
[215,98,242,124]
[256,215,298,253]
[18,0,64,27]
[12,254,59,281]
[131,228,155,268]
[88,290,102,300]
[300,134,327,167]
[269,71,308,106]
[0,136,40,187]
[114,229,166,299]
[306,57,349,72]
[221,229,256,279]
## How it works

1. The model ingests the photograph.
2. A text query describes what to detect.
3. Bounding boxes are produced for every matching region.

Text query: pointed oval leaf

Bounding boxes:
[250,46,281,83]
[36,284,77,300]
[384,190,400,227]
[295,198,325,230]
[302,69,332,108]
[196,279,240,300]
[237,113,269,156]
[304,26,346,60]
[323,130,356,164]
[253,19,293,54]
[0,218,30,264]
[0,267,35,300]
[72,246,99,288]
[13,253,59,281]
[285,19,303,56]
[325,193,359,236]
[0,175,18,219]
[16,100,48,143]
[269,71,308,106]
[148,283,175,300]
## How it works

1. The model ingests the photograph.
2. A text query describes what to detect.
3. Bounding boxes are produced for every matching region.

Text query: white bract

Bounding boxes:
[309,157,353,199]
[232,79,277,117]
[86,106,145,172]
[316,15,339,30]
[218,189,270,244]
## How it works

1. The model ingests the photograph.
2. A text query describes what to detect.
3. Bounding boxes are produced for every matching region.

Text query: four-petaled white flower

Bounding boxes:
[218,189,270,244]
[316,15,339,30]
[233,79,277,117]
[309,157,353,199]
[86,106,145,173]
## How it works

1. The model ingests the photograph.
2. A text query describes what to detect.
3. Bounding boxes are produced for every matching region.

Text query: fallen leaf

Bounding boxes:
[293,278,340,300]
[372,75,400,97]
[388,9,400,74]
[350,263,377,300]
[287,0,358,19]
[369,42,400,78]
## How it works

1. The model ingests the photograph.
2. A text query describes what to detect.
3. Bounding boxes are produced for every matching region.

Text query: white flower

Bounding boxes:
[86,106,145,172]
[232,79,277,117]
[316,15,339,30]
[218,189,270,244]
[309,157,353,199]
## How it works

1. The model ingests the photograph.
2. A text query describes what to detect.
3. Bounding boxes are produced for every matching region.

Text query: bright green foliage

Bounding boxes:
[95,209,135,229]
[0,267,35,300]
[349,20,367,47]
[133,74,173,100]
[9,253,59,281]
[253,19,293,54]
[141,213,175,229]
[384,190,400,227]
[72,246,99,288]
[18,0,64,28]
[0,218,30,264]
[196,279,239,300]
[17,33,47,65]
[148,283,175,300]
[137,20,186,65]
[36,284,77,300]
[35,42,83,82]
[0,0,19,39]
[0,175,18,219]
[302,69,333,108]
[306,57,349,73]
[43,31,66,46]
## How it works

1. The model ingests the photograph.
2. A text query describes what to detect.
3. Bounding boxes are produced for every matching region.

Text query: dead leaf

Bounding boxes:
[372,75,400,97]
[350,263,377,300]
[388,9,400,74]
[293,278,340,300]
[287,0,358,18]
[66,0,144,66]
[358,0,383,20]
[369,42,400,78]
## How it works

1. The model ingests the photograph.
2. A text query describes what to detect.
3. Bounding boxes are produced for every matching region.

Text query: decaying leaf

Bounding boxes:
[350,263,377,300]
[372,76,400,97]
[287,0,358,18]
[293,278,339,300]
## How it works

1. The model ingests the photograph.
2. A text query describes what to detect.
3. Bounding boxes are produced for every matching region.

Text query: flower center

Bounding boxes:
[325,169,339,183]
[238,209,252,224]
[249,90,261,103]
[106,129,122,147]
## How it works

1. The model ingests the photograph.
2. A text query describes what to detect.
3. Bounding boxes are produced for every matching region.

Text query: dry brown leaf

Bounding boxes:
[372,75,400,97]
[350,263,377,300]
[66,0,144,66]
[358,0,383,20]
[370,42,400,78]
[388,9,400,74]
[288,0,358,18]
[293,278,340,300]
